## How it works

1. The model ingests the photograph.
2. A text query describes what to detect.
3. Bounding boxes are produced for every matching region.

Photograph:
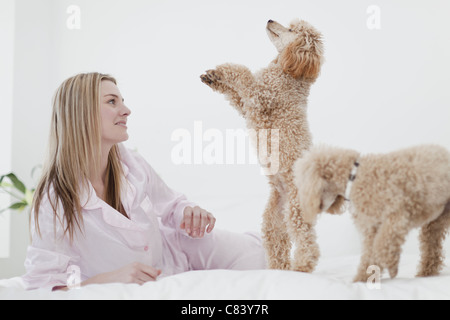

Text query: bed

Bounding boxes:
[1,254,449,300]
[1,193,449,300]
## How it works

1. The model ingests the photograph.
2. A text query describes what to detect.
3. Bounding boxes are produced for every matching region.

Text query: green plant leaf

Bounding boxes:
[1,171,37,214]
[9,201,28,211]
[2,173,26,194]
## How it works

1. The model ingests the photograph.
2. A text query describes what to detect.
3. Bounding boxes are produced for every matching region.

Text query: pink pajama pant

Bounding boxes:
[161,227,267,275]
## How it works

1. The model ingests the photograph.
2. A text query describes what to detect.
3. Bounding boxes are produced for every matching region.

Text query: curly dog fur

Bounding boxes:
[200,19,324,272]
[294,145,450,282]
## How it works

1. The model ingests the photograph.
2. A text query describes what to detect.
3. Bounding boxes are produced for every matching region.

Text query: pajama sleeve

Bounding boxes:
[129,148,198,232]
[22,200,80,291]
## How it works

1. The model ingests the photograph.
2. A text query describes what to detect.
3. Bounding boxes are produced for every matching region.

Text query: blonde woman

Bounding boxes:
[23,73,266,291]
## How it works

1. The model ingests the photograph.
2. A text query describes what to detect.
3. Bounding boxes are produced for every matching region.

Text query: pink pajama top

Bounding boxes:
[22,144,198,290]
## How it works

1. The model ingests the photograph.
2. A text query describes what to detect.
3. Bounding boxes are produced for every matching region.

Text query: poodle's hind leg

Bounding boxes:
[285,177,320,273]
[417,203,450,277]
[262,188,291,270]
[373,214,410,279]
[287,203,320,273]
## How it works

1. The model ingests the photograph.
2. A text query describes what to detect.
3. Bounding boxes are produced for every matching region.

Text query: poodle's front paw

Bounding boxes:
[353,273,369,283]
[416,267,440,278]
[388,265,398,279]
[376,259,398,279]
[291,261,316,273]
[268,259,291,271]
[416,258,443,277]
[376,254,399,279]
[200,69,223,87]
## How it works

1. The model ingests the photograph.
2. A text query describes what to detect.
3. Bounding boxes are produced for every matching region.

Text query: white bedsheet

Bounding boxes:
[1,255,449,300]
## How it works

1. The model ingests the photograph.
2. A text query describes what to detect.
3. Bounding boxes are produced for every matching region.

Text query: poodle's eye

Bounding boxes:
[288,29,293,32]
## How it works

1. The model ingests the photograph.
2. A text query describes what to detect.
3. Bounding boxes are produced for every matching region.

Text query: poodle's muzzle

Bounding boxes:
[266,20,287,38]
[266,20,298,53]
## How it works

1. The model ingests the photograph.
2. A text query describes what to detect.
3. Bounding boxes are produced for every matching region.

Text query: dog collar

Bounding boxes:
[344,161,360,201]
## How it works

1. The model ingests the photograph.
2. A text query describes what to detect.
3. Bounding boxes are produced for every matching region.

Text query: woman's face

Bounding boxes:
[100,80,131,146]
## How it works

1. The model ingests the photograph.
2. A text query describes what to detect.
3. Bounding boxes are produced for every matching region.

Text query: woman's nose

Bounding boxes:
[121,104,131,116]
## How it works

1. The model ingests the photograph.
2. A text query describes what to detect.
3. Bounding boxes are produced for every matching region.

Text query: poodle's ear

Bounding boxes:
[280,38,323,80]
[326,195,347,215]
[294,158,326,225]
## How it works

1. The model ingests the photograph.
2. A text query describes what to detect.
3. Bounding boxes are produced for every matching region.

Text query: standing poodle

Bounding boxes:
[201,19,324,272]
[294,145,450,282]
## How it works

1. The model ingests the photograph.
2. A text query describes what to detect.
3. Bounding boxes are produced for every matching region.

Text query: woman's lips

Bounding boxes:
[115,121,127,128]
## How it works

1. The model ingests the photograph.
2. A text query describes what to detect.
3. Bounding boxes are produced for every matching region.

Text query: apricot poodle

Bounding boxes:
[294,144,450,282]
[201,19,324,272]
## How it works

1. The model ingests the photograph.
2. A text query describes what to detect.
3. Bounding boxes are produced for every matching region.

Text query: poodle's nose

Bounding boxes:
[268,20,274,23]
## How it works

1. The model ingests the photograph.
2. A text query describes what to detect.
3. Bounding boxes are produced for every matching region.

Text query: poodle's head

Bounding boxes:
[267,19,324,80]
[293,146,360,224]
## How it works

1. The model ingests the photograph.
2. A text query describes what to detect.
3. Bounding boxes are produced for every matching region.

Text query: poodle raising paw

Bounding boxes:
[201,19,325,271]
[294,145,450,282]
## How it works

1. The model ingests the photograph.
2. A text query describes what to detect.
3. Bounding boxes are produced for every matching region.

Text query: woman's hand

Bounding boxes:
[180,206,216,238]
[83,262,161,286]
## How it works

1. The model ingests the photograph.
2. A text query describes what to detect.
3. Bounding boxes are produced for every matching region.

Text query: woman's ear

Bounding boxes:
[280,38,323,80]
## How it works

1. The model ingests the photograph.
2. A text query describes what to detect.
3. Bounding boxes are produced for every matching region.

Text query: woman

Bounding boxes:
[23,73,266,290]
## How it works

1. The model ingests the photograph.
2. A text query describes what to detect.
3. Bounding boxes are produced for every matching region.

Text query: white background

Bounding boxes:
[1,0,449,278]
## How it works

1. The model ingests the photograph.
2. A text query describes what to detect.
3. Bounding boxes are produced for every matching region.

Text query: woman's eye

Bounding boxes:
[108,99,115,105]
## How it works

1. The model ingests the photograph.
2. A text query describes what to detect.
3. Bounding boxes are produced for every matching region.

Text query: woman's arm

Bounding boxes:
[54,262,162,291]
[126,147,216,238]
[23,200,77,291]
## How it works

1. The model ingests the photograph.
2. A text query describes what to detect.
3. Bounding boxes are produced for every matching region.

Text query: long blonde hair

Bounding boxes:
[33,72,125,241]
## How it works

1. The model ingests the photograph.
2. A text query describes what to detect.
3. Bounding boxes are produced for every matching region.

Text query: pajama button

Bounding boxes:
[144,246,149,252]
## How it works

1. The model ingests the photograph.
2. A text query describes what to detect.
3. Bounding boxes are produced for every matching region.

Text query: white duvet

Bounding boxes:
[1,254,449,300]
[2,196,449,300]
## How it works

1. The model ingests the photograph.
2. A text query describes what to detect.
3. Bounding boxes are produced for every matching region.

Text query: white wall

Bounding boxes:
[0,0,54,279]
[0,0,15,259]
[2,0,450,278]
